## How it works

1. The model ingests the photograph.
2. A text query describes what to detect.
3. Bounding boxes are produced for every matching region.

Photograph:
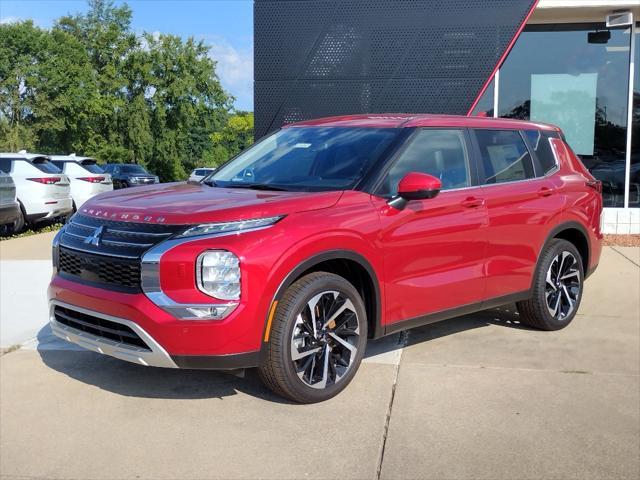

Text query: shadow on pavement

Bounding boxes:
[35,324,294,403]
[406,303,534,347]
[35,304,529,401]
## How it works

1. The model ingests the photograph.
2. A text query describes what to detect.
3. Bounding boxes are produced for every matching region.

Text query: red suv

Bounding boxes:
[48,115,602,403]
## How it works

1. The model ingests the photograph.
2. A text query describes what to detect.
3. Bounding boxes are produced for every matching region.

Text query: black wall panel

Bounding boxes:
[254,0,536,138]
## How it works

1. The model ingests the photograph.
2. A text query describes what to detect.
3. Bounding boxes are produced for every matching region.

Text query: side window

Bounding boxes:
[51,161,66,171]
[523,130,559,176]
[0,158,13,174]
[475,129,535,184]
[378,129,470,196]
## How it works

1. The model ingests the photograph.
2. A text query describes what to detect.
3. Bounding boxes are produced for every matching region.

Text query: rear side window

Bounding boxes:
[30,157,61,174]
[0,158,14,174]
[475,130,534,184]
[80,160,104,174]
[523,130,558,175]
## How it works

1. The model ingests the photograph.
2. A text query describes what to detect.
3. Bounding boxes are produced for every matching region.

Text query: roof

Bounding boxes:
[286,114,560,131]
[0,152,50,161]
[49,154,96,162]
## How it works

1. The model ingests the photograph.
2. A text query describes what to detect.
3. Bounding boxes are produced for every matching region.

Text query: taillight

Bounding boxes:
[585,179,602,193]
[78,176,105,183]
[27,177,61,185]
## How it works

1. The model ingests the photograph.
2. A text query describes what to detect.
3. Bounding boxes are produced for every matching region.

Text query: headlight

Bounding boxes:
[177,215,283,239]
[196,250,241,300]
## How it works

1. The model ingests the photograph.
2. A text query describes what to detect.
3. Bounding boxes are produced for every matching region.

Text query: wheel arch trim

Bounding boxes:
[261,249,383,352]
[535,221,591,284]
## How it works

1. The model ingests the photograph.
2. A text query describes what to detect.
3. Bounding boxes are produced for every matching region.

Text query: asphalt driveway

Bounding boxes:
[0,233,638,479]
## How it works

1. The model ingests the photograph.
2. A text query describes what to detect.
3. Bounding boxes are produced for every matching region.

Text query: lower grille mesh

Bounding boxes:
[53,305,150,350]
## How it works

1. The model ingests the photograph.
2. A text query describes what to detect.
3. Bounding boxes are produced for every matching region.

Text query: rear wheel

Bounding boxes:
[12,208,25,234]
[259,272,367,403]
[517,239,583,330]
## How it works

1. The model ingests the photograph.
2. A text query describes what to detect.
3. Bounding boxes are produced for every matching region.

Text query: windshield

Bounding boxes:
[210,127,400,191]
[121,165,149,174]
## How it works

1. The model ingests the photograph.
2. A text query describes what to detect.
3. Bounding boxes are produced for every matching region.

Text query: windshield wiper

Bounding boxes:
[224,183,289,192]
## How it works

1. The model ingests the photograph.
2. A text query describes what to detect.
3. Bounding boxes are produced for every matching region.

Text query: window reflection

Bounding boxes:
[631,23,640,207]
[490,24,631,207]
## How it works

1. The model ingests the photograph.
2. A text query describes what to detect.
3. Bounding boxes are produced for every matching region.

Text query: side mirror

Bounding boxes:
[388,172,442,210]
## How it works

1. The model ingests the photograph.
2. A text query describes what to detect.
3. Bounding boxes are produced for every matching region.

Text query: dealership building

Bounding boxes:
[474,0,640,233]
[254,0,640,233]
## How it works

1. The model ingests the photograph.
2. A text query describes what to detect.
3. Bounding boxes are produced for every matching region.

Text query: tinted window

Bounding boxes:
[80,160,104,174]
[475,129,534,184]
[379,129,470,196]
[122,164,149,174]
[0,158,14,174]
[523,130,558,175]
[30,158,61,174]
[195,169,212,176]
[212,127,400,191]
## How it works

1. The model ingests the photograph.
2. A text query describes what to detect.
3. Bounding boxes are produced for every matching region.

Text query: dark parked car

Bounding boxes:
[103,164,159,189]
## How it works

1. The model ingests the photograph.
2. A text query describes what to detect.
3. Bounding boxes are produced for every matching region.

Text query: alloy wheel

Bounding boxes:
[290,290,360,389]
[545,251,581,321]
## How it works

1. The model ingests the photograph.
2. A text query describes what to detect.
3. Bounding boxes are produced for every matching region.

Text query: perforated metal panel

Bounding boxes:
[254,0,536,137]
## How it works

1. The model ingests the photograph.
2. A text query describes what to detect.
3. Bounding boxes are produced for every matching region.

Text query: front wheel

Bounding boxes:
[517,239,584,331]
[258,272,368,403]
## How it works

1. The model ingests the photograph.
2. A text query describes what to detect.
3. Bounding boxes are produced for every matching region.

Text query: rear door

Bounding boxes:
[373,128,489,326]
[471,128,564,300]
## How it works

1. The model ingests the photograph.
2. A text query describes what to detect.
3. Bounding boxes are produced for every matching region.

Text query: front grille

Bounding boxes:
[60,214,184,259]
[57,215,185,292]
[53,305,150,350]
[59,247,141,292]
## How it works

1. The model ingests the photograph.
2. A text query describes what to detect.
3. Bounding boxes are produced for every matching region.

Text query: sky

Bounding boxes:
[0,0,255,110]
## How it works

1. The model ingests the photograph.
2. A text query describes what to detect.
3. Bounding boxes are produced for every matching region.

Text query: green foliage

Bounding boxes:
[208,112,255,167]
[0,0,253,181]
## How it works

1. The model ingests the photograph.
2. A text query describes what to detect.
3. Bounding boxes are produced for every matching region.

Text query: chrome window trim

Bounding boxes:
[49,299,178,368]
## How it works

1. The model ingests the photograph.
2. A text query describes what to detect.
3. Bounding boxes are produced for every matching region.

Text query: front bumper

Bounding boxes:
[48,275,262,369]
[50,299,178,368]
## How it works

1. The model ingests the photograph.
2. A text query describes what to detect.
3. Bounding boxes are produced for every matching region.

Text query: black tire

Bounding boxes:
[517,239,584,331]
[12,208,25,233]
[259,271,368,403]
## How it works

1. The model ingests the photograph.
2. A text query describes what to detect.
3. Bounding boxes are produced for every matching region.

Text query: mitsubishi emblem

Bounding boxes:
[84,226,105,246]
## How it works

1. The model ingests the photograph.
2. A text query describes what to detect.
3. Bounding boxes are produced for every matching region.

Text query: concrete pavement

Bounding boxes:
[0,234,638,479]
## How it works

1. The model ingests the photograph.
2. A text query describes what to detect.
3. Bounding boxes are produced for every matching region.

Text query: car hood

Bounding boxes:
[79,182,343,224]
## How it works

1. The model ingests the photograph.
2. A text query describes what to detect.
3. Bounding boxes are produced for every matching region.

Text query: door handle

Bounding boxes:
[538,187,556,197]
[461,197,484,208]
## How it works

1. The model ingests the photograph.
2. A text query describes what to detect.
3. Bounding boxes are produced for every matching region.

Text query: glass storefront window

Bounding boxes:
[471,77,495,117]
[631,23,640,207]
[485,24,631,208]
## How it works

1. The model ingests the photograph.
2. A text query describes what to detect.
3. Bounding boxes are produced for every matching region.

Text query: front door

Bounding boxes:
[372,128,489,327]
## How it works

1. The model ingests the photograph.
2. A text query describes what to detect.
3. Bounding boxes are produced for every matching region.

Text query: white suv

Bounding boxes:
[49,155,113,208]
[0,153,73,231]
[188,167,216,182]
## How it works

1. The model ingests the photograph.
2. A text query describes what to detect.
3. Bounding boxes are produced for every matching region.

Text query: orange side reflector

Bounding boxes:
[263,301,278,342]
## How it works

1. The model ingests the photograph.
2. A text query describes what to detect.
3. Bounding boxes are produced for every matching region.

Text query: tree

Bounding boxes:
[207,112,254,167]
[0,0,239,181]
